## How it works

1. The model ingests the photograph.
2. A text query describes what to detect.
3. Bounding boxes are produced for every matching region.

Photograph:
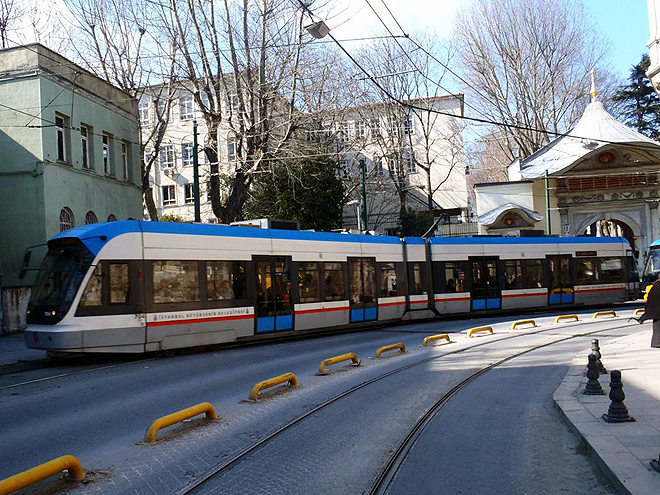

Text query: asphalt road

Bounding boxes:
[0,308,635,494]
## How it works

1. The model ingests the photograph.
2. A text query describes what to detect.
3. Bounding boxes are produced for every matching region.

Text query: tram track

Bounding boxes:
[174,316,638,495]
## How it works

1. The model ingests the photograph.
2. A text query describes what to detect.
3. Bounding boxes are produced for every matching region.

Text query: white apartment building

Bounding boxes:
[141,89,469,234]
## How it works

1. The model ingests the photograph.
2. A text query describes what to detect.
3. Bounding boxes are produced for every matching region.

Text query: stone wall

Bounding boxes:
[1,287,30,335]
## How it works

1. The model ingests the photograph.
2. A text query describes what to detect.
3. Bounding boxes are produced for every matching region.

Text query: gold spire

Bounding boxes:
[590,69,598,103]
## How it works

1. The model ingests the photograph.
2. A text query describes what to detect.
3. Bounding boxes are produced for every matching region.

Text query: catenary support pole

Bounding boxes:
[193,120,201,223]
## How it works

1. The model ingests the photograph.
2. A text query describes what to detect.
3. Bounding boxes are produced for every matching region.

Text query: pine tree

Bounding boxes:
[613,54,660,139]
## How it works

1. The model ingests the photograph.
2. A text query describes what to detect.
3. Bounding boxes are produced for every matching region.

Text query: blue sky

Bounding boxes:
[322,0,651,83]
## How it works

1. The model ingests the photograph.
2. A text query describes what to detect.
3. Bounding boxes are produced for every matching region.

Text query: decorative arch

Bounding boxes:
[59,207,74,232]
[573,212,641,258]
[85,211,98,225]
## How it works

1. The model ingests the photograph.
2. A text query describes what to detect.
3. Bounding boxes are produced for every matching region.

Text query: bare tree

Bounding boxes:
[0,0,24,48]
[454,0,615,162]
[62,0,180,220]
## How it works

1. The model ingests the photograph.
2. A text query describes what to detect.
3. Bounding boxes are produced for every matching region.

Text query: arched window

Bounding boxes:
[107,214,118,222]
[85,211,98,225]
[59,207,74,232]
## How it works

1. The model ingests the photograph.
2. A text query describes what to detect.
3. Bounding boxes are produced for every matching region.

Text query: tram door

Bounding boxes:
[470,257,501,310]
[348,258,377,322]
[254,257,294,332]
[548,255,574,304]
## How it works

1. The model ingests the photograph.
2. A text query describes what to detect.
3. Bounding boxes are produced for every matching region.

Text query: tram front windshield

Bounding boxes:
[27,242,94,324]
[644,249,660,283]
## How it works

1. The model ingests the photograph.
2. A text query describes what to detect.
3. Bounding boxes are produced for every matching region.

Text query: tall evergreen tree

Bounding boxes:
[613,54,660,139]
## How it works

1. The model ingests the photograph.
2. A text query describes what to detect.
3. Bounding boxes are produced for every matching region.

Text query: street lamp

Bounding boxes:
[304,20,330,39]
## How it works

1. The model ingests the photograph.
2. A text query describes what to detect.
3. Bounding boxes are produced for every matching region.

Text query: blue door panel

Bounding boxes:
[549,294,562,305]
[275,315,293,330]
[364,307,377,321]
[256,316,275,333]
[486,298,500,309]
[351,308,364,322]
[561,293,574,304]
[472,299,486,310]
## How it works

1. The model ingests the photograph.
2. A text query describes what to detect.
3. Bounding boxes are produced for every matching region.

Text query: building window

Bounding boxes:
[388,156,396,174]
[206,180,212,201]
[227,138,236,161]
[144,147,153,165]
[184,183,194,204]
[107,214,118,222]
[80,125,90,169]
[226,94,239,114]
[403,115,414,135]
[339,159,350,179]
[373,157,384,176]
[55,114,68,162]
[370,119,381,138]
[156,99,168,121]
[181,142,193,166]
[59,207,74,232]
[102,133,112,175]
[85,211,98,225]
[404,150,416,173]
[179,94,194,120]
[338,123,349,144]
[160,145,174,169]
[122,142,129,180]
[162,185,176,206]
[139,100,150,126]
[355,120,366,139]
[388,118,398,137]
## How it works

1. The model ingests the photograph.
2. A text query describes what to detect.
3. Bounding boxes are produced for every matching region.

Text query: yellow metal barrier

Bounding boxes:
[374,343,406,359]
[593,310,617,319]
[634,308,645,316]
[317,353,361,375]
[555,314,579,323]
[144,402,217,443]
[248,373,298,401]
[511,319,536,330]
[0,455,84,495]
[422,334,451,347]
[467,326,493,338]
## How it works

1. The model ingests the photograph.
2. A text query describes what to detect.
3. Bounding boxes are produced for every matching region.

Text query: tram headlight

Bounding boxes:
[51,310,57,316]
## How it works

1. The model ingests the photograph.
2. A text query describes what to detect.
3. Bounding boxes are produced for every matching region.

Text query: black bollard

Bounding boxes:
[652,454,660,474]
[583,353,605,395]
[591,339,608,374]
[602,370,635,423]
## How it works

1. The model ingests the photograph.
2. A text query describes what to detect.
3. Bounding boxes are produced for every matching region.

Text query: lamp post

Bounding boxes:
[193,120,201,223]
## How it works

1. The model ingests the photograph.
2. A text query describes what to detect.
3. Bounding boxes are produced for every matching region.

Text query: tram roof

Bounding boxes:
[428,236,628,245]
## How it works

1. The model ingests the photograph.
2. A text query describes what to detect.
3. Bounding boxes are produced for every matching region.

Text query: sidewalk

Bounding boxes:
[0,333,47,366]
[554,326,660,495]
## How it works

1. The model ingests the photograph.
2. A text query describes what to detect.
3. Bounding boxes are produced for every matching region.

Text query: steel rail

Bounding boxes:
[175,316,639,495]
[366,324,634,495]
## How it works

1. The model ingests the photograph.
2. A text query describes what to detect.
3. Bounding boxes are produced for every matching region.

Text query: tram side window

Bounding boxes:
[207,261,247,300]
[600,257,622,283]
[504,260,523,289]
[576,258,599,285]
[79,265,102,307]
[380,263,398,297]
[444,262,465,293]
[409,262,424,295]
[153,261,200,303]
[109,263,130,304]
[524,260,543,288]
[299,262,320,302]
[324,262,344,300]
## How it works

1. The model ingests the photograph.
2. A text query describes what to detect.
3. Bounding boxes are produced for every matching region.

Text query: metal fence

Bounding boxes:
[433,222,480,237]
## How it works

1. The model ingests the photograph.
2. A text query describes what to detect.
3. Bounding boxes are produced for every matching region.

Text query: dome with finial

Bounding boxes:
[519,71,660,178]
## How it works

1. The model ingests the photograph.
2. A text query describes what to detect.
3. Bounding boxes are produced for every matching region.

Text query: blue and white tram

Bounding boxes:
[24,221,639,354]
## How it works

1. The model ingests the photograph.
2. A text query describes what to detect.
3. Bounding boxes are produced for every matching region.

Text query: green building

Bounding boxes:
[0,44,142,334]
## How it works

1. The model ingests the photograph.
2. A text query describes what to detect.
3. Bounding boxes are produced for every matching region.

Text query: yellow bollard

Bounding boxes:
[248,373,298,401]
[467,326,493,338]
[633,308,644,316]
[374,343,406,359]
[593,310,616,319]
[144,402,217,443]
[511,319,536,330]
[555,314,579,323]
[422,334,451,347]
[0,455,84,495]
[317,353,361,375]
